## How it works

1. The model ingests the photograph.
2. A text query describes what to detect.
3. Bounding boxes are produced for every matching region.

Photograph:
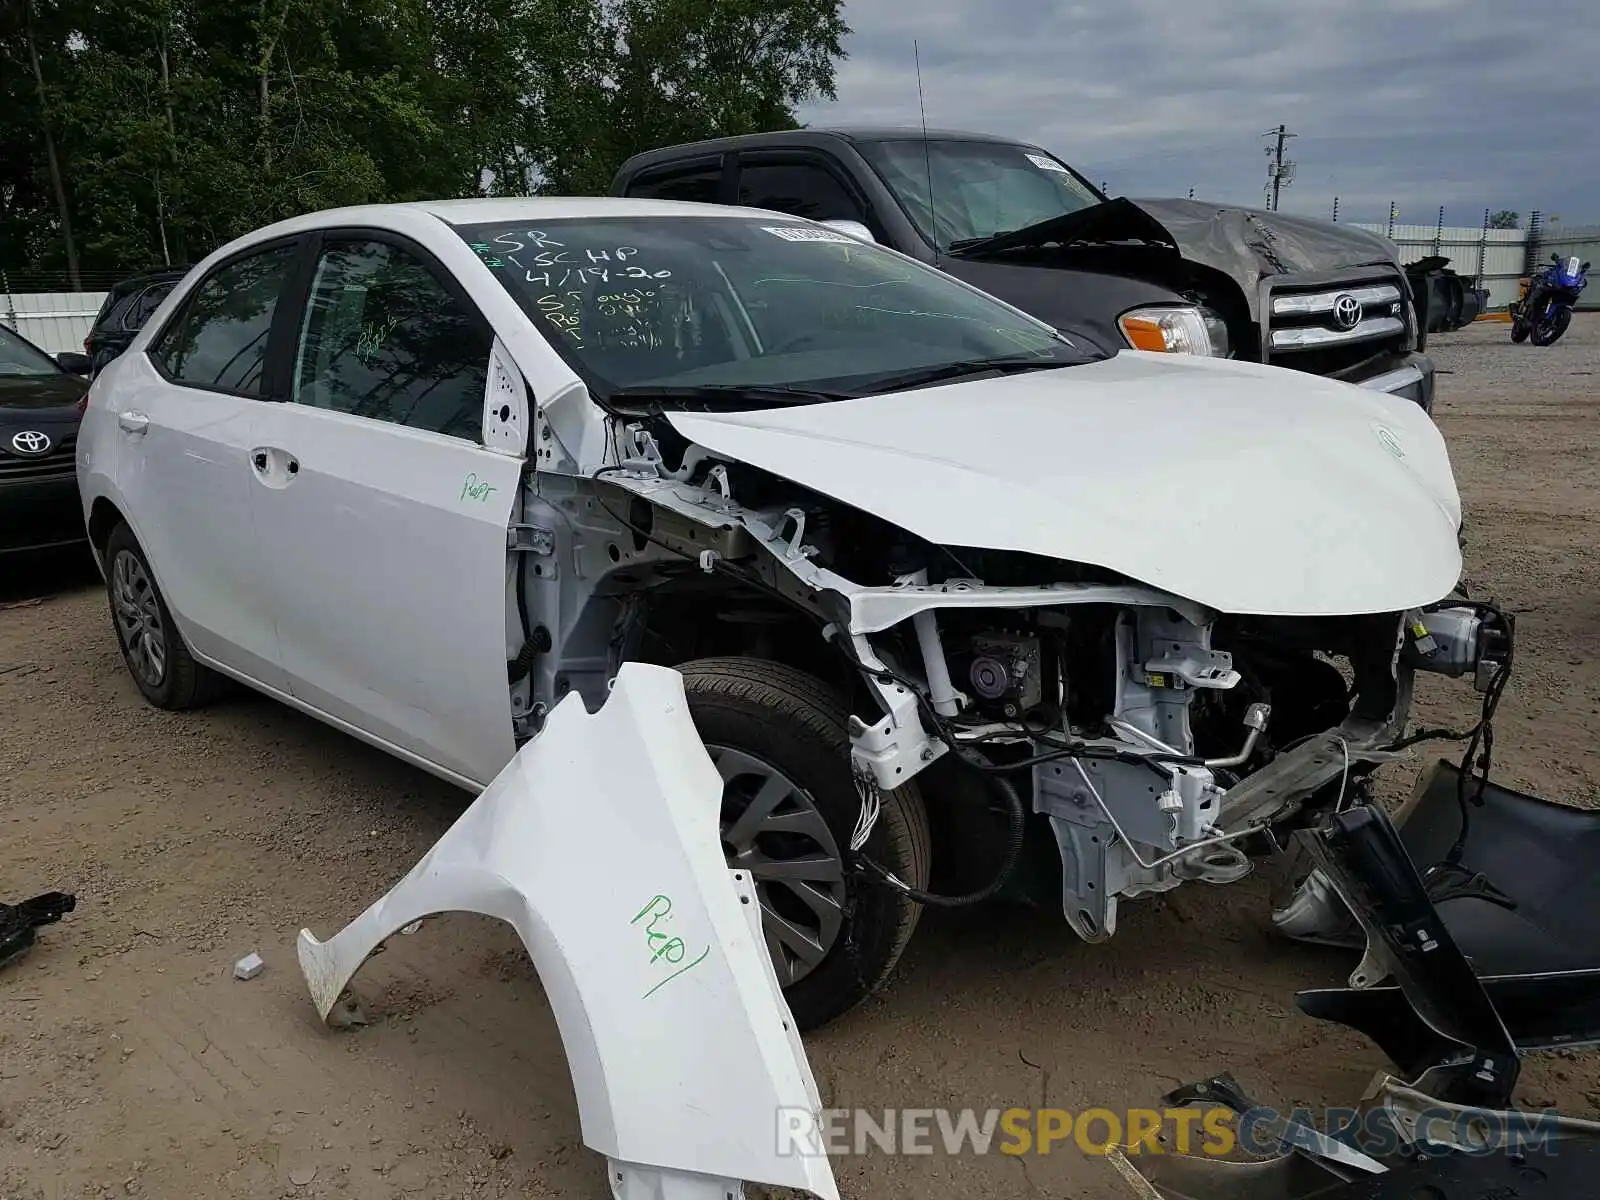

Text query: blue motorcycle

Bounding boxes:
[1512,252,1589,345]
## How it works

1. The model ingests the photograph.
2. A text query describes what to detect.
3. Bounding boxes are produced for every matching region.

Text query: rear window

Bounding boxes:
[125,283,177,330]
[95,287,142,332]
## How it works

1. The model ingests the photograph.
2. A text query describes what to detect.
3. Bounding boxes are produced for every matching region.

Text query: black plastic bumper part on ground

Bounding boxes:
[1114,761,1600,1200]
[1295,760,1600,1105]
[0,891,76,968]
[1121,1135,1600,1200]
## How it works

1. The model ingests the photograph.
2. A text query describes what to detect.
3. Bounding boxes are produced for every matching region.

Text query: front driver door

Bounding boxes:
[249,231,524,786]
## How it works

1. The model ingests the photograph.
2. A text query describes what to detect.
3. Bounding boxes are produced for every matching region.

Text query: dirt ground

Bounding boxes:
[3,316,1597,1200]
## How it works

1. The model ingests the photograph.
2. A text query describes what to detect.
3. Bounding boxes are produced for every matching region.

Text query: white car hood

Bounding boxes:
[666,351,1463,617]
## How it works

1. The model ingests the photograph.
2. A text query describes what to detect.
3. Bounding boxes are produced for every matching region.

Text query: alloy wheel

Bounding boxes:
[111,550,167,688]
[705,744,847,987]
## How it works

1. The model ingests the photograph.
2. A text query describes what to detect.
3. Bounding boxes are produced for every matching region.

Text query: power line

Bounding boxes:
[1261,124,1297,211]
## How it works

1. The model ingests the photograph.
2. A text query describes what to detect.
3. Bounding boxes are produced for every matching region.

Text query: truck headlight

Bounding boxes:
[1118,306,1230,357]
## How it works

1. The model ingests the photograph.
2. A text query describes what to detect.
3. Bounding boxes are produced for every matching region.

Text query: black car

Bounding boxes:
[83,264,192,374]
[0,324,92,555]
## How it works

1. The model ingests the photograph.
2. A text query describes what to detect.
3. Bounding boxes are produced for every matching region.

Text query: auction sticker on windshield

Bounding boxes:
[1024,152,1071,174]
[762,226,857,244]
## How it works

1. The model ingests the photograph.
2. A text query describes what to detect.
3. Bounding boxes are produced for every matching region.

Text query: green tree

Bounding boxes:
[533,0,849,194]
[1489,210,1520,230]
[0,0,849,283]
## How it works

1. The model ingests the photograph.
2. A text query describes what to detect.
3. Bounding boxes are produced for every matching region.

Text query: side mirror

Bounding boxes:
[1584,261,1592,272]
[55,351,93,375]
[819,219,876,244]
[1551,253,1561,262]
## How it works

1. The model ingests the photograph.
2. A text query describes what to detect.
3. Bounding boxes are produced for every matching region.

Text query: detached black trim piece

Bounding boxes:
[1297,763,1600,1096]
[1305,802,1521,1108]
[0,891,76,968]
[1298,969,1600,1081]
[1121,1127,1600,1200]
[1392,759,1600,977]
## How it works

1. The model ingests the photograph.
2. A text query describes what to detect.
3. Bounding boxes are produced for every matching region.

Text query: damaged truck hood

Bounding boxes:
[951,195,1404,321]
[665,352,1463,618]
[1129,197,1402,298]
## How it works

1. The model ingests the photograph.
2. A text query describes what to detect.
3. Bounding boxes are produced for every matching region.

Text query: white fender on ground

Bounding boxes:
[295,663,839,1200]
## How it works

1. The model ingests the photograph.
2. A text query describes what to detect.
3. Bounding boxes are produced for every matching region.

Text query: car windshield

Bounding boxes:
[456,215,1092,403]
[857,139,1105,253]
[0,325,62,377]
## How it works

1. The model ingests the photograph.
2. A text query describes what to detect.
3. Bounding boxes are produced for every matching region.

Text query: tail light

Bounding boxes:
[84,336,92,352]
[75,394,88,415]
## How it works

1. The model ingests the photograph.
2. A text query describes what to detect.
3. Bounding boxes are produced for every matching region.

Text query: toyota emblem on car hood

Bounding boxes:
[1331,294,1362,331]
[10,430,52,456]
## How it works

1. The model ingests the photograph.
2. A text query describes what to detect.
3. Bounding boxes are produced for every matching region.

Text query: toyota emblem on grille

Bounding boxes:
[1331,293,1362,331]
[10,430,52,456]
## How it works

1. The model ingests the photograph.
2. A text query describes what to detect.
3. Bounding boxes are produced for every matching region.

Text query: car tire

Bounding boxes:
[677,656,931,1031]
[104,522,225,710]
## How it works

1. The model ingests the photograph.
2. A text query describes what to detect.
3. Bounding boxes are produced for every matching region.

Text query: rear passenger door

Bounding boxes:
[124,239,301,691]
[248,230,525,787]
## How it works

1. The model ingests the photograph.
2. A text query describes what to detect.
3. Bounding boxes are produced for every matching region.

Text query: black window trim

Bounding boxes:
[622,154,735,204]
[145,234,311,402]
[275,224,499,444]
[728,149,883,239]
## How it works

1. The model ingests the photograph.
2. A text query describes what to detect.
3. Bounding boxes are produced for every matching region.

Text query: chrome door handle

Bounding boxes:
[117,411,149,435]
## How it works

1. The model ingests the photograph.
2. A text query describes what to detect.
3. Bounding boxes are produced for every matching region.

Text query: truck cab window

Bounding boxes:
[625,164,723,204]
[736,162,868,225]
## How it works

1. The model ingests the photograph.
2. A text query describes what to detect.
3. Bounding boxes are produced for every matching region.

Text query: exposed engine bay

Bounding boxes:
[508,411,1514,944]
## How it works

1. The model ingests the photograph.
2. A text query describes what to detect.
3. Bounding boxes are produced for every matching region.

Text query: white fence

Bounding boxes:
[1350,223,1529,310]
[2,291,109,354]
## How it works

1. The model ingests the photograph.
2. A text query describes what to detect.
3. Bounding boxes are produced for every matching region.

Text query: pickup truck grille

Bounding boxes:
[0,432,77,481]
[1263,270,1411,376]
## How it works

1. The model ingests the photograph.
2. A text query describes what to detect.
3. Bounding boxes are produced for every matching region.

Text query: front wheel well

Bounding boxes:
[87,497,127,563]
[629,579,877,713]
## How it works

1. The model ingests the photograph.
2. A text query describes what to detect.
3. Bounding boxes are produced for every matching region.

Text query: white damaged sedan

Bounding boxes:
[76,196,1508,1030]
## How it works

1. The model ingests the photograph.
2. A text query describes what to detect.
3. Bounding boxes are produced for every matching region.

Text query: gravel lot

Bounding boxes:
[3,316,1597,1200]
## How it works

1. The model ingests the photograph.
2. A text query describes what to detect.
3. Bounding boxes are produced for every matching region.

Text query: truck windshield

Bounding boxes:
[455,215,1093,404]
[857,139,1105,253]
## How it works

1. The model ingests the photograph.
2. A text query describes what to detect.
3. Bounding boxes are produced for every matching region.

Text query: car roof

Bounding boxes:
[219,196,844,247]
[113,264,194,288]
[176,196,865,277]
[101,265,193,302]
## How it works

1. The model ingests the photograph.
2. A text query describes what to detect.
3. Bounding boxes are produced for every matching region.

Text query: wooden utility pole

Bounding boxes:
[1261,124,1297,211]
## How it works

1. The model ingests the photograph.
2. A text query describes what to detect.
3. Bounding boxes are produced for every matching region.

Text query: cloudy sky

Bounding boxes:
[796,0,1599,228]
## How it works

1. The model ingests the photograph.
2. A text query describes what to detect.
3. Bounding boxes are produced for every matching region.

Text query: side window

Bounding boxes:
[152,245,294,396]
[291,239,491,442]
[625,162,723,203]
[736,161,867,223]
[126,283,175,330]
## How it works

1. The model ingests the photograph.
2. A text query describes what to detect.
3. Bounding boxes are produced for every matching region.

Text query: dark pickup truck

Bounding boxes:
[610,127,1435,411]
